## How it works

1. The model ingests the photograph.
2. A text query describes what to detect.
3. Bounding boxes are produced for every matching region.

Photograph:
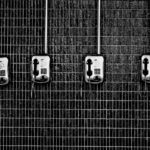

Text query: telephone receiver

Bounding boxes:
[141,55,150,82]
[33,59,39,77]
[143,58,149,76]
[86,59,93,77]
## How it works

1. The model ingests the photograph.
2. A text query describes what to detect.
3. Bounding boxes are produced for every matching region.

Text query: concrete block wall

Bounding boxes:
[0,0,149,149]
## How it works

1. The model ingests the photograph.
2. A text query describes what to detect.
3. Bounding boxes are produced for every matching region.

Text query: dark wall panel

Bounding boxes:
[0,0,150,149]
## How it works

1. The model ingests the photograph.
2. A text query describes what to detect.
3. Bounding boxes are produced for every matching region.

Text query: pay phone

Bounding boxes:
[84,0,104,84]
[84,56,104,84]
[31,56,50,83]
[0,57,9,85]
[141,55,150,82]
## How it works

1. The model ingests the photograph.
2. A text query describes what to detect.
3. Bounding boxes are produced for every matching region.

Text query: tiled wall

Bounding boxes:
[0,0,150,149]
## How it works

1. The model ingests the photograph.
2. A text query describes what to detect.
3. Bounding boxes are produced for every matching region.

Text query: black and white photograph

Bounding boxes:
[0,0,150,149]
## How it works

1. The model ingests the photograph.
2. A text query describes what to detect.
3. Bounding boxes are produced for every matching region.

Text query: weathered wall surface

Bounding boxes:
[0,0,150,149]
